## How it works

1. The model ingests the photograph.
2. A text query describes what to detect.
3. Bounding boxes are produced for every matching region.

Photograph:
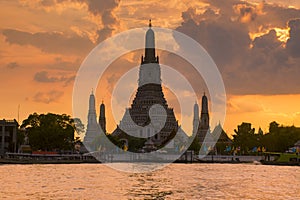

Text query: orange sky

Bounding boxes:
[1,0,300,137]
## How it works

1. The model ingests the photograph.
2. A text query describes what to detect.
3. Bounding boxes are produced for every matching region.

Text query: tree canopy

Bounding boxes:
[232,121,300,154]
[263,121,300,152]
[21,113,84,151]
[233,122,257,153]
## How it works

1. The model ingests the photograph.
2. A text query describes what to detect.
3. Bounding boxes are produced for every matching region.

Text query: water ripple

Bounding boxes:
[0,164,299,199]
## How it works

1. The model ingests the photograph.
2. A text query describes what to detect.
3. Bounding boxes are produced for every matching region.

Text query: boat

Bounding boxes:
[261,152,300,166]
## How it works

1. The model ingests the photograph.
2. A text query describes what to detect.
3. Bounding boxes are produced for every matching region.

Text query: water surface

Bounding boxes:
[0,163,299,199]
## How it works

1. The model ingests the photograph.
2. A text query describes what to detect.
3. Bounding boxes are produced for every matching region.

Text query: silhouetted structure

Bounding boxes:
[192,101,199,137]
[84,91,99,147]
[99,101,106,134]
[112,20,180,150]
[193,93,210,143]
[0,119,18,155]
[211,123,232,154]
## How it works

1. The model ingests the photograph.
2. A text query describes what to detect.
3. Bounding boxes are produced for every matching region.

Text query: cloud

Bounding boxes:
[47,57,81,71]
[81,0,121,43]
[233,2,264,23]
[73,0,120,42]
[6,62,20,69]
[84,0,119,15]
[33,90,64,104]
[34,71,60,83]
[40,0,56,7]
[2,29,94,55]
[175,1,300,95]
[96,27,115,43]
[3,0,122,53]
[262,3,300,28]
[252,29,281,50]
[286,19,300,57]
[34,71,75,86]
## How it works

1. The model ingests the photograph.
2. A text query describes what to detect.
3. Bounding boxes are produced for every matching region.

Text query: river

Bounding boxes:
[0,163,299,199]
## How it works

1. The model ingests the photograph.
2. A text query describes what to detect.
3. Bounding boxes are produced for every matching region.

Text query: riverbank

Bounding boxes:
[1,153,299,166]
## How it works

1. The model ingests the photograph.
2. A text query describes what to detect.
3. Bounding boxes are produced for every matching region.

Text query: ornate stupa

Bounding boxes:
[112,20,179,151]
[84,91,100,148]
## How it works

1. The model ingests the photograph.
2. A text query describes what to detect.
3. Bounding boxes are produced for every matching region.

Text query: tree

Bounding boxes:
[73,118,85,136]
[21,113,83,151]
[233,122,257,154]
[262,121,300,152]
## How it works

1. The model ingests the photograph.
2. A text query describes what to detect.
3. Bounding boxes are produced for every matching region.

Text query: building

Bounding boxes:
[84,91,100,149]
[294,140,300,152]
[192,101,199,137]
[112,20,180,151]
[0,119,18,155]
[99,101,106,134]
[211,123,232,154]
[193,93,210,143]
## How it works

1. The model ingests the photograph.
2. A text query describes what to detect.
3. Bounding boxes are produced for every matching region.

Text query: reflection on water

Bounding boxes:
[0,163,299,199]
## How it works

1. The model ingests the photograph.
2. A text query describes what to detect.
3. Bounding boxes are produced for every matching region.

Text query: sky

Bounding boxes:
[1,0,300,137]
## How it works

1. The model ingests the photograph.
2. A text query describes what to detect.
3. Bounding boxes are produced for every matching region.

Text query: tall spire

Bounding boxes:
[193,101,199,136]
[99,101,106,134]
[138,20,161,87]
[200,93,209,129]
[89,91,95,111]
[201,92,208,114]
[142,19,158,64]
[84,91,99,148]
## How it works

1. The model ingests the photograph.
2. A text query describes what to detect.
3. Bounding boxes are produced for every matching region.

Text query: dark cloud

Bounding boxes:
[2,29,94,55]
[47,57,81,71]
[177,8,251,68]
[175,1,300,95]
[96,27,114,43]
[286,19,300,57]
[34,71,75,86]
[5,0,121,53]
[182,7,219,23]
[40,0,55,7]
[80,0,119,15]
[82,0,120,43]
[6,62,19,69]
[262,3,300,28]
[34,71,60,83]
[252,29,281,50]
[202,0,300,30]
[33,90,64,104]
[233,3,263,23]
[70,0,120,42]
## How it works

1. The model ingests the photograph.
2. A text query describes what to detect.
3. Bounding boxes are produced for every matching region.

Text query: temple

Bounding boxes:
[84,91,100,148]
[112,20,181,151]
[196,93,210,143]
[99,101,106,134]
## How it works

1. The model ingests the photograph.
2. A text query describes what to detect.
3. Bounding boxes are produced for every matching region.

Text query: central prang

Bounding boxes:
[111,21,180,152]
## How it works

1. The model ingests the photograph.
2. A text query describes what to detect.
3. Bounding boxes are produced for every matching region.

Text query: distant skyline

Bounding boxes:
[1,0,300,135]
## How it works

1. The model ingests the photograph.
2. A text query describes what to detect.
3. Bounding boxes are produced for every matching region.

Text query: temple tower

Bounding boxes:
[84,91,99,145]
[99,101,106,134]
[197,93,210,142]
[112,20,179,150]
[193,101,199,136]
[138,20,161,87]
